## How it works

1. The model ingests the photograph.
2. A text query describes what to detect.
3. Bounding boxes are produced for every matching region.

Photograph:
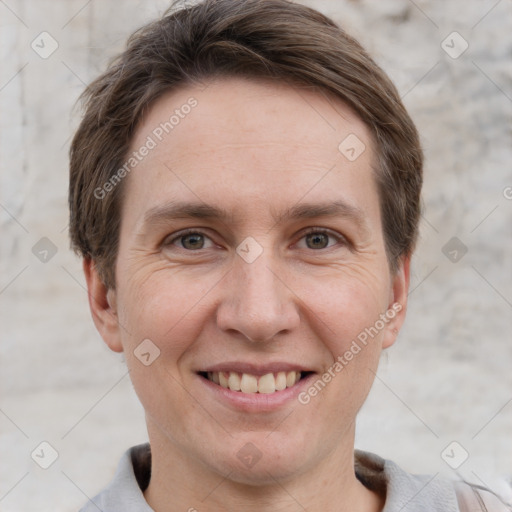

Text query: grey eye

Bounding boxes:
[305,232,330,249]
[180,233,205,250]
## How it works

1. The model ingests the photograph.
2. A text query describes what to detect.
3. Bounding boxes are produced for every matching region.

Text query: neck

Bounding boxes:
[143,424,384,512]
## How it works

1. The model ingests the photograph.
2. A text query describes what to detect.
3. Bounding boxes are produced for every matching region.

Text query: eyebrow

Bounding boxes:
[141,199,369,233]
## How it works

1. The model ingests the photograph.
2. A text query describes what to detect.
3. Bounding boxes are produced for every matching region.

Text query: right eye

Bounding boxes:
[163,229,216,251]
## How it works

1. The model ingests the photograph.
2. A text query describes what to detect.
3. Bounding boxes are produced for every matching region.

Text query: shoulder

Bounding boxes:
[354,450,510,512]
[79,444,153,512]
[355,450,459,511]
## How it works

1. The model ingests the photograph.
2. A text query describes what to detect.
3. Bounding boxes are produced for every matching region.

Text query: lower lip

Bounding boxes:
[197,373,316,413]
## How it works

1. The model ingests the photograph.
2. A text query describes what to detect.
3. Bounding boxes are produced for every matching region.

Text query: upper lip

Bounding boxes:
[197,362,315,376]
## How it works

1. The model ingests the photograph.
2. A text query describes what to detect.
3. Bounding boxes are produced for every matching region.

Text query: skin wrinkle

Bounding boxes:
[86,77,409,512]
[138,198,371,238]
[130,197,377,277]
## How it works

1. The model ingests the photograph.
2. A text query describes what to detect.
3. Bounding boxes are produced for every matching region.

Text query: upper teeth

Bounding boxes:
[207,371,301,394]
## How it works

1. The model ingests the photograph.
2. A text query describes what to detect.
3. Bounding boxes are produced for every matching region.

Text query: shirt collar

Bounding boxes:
[80,443,459,512]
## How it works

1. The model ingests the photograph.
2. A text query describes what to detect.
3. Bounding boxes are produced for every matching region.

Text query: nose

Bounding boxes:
[216,252,300,343]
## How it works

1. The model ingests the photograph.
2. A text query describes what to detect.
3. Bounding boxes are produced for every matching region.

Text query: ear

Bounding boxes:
[83,258,123,353]
[381,254,411,349]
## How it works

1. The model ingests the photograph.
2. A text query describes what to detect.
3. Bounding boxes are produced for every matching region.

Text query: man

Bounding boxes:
[69,0,509,510]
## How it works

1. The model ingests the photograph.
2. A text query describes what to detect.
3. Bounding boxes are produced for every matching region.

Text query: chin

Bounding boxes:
[208,432,315,485]
[219,458,303,487]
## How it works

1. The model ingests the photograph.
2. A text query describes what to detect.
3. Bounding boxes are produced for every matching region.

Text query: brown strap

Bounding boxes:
[455,482,488,511]
[454,481,512,512]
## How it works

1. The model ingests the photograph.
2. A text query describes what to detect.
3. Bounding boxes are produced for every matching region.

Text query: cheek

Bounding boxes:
[301,268,391,412]
[116,266,219,357]
[114,271,211,429]
[302,265,390,349]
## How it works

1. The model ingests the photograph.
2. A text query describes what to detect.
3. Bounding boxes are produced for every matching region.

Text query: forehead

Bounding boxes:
[122,77,379,229]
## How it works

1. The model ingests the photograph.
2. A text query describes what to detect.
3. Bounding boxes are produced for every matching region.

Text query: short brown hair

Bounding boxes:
[69,0,423,289]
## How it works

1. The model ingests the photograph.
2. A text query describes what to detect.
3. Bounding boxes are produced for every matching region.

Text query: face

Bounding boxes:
[86,77,409,484]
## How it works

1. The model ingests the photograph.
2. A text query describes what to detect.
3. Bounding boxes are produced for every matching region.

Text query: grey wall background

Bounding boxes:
[1,0,511,510]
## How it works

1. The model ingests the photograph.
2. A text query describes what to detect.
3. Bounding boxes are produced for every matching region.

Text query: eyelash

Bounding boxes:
[163,227,348,251]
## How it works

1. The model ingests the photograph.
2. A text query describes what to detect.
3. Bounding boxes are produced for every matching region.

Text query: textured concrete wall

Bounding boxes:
[1,0,511,510]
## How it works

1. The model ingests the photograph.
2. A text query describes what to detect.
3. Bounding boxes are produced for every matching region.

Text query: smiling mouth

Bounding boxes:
[198,371,313,394]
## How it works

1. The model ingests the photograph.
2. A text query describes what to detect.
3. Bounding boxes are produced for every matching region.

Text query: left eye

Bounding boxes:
[296,229,343,250]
